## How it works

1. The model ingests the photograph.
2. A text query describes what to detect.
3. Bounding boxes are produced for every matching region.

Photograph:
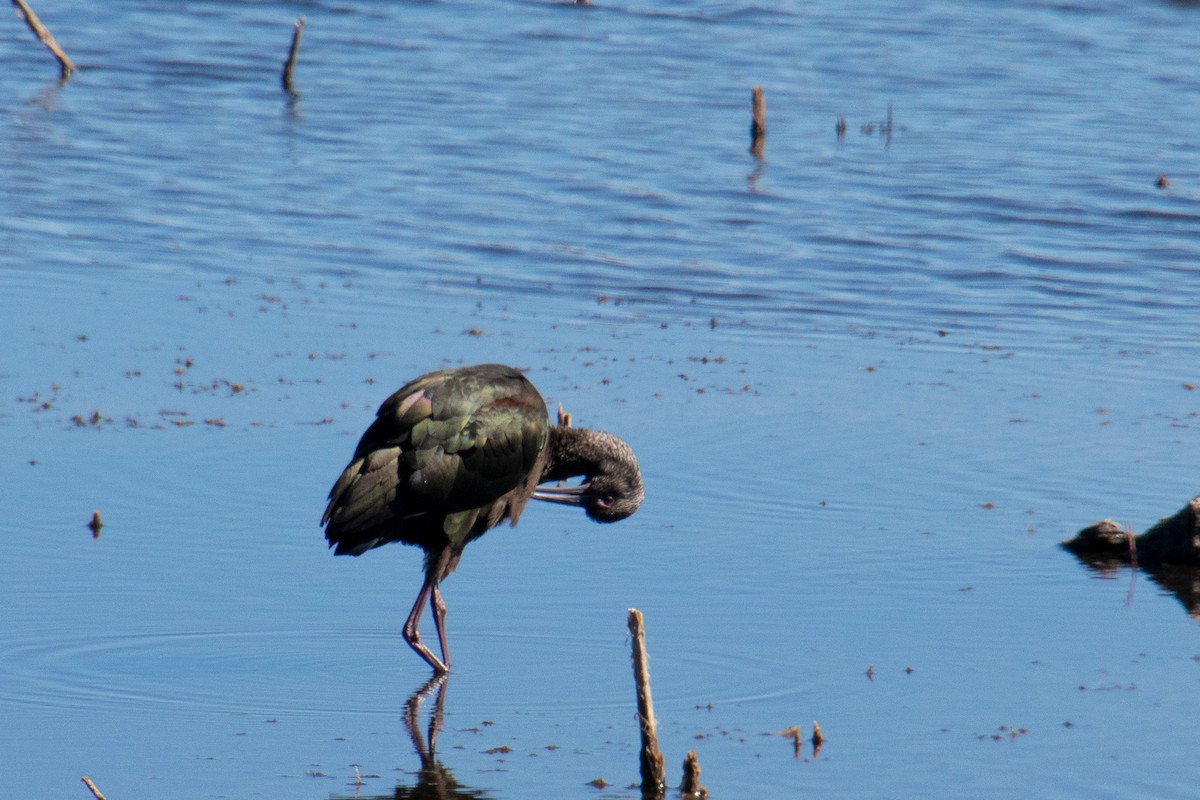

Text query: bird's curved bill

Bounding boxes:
[531,484,587,506]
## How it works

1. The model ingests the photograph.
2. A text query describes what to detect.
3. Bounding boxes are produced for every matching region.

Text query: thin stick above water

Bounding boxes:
[11,0,75,81]
[81,776,107,800]
[628,608,665,796]
[282,15,306,94]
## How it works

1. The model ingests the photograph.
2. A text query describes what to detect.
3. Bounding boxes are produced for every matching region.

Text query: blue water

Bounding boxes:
[4,1,1200,798]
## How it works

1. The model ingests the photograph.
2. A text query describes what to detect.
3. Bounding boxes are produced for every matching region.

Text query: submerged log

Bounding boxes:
[1061,497,1200,567]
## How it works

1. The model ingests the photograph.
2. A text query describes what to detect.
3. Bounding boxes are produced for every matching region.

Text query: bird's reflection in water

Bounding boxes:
[1074,554,1200,620]
[332,675,493,800]
[1143,564,1200,619]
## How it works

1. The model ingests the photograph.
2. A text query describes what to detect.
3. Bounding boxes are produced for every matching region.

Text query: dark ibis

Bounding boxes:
[321,363,643,674]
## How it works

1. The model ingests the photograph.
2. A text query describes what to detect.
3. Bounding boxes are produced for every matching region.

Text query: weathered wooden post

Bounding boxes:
[628,608,665,797]
[750,86,766,159]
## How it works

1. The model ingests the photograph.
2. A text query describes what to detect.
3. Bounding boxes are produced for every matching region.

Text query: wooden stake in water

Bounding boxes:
[750,86,766,159]
[680,750,707,798]
[12,0,75,81]
[282,16,306,94]
[628,608,665,796]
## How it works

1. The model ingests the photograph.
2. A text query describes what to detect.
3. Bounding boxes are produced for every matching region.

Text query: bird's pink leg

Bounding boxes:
[430,584,451,672]
[403,577,449,675]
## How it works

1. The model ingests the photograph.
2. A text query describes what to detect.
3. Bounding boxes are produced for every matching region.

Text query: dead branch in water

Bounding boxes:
[81,776,107,800]
[11,0,75,81]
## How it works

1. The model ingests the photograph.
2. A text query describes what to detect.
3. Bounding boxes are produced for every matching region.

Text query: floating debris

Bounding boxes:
[71,410,112,428]
[87,510,103,539]
[976,725,1029,742]
[780,726,803,759]
[779,721,824,759]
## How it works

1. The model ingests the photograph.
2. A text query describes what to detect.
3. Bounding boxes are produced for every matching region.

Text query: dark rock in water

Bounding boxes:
[1063,498,1200,618]
[1062,497,1200,566]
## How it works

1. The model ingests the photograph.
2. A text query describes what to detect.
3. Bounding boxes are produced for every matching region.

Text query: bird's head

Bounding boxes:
[580,466,644,522]
[532,429,643,523]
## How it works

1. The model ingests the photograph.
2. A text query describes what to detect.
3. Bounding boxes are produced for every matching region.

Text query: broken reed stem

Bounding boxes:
[281,15,306,94]
[628,608,665,796]
[81,776,107,800]
[12,0,75,81]
[749,85,765,159]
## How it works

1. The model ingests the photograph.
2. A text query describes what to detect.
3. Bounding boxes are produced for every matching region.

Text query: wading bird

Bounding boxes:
[321,363,643,674]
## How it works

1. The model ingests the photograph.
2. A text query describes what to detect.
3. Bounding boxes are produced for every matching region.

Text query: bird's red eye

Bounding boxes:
[596,496,615,510]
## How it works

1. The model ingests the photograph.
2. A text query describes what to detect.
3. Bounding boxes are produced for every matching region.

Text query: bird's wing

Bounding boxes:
[323,365,548,553]
[402,373,549,537]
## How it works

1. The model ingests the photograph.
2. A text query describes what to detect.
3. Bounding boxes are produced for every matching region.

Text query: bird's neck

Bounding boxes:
[541,426,622,482]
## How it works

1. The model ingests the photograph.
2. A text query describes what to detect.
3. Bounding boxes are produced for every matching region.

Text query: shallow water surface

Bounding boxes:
[4,0,1200,798]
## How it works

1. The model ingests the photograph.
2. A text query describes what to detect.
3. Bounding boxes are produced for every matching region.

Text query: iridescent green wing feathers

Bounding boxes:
[322,365,549,555]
